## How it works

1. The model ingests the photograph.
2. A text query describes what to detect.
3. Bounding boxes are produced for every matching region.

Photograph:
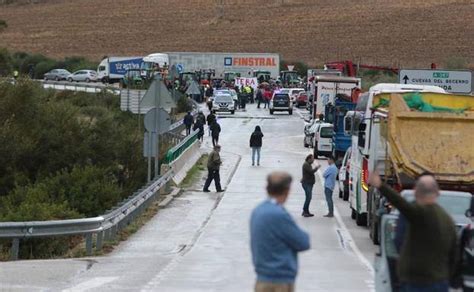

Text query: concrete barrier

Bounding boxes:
[161,140,202,185]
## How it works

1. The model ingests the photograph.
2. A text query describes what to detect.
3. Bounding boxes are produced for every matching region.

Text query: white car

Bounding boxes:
[212,94,236,114]
[288,88,306,104]
[337,147,351,200]
[67,70,98,83]
[313,122,334,158]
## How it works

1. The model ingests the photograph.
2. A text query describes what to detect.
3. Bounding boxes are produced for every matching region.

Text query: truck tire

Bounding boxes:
[356,212,367,226]
[351,208,356,220]
[339,189,343,199]
[289,109,293,115]
[270,109,274,115]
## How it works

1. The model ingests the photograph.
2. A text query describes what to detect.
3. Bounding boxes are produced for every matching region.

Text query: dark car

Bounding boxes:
[43,69,71,81]
[269,93,293,115]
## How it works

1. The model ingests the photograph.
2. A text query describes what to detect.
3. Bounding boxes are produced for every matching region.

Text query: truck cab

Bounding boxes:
[348,84,446,227]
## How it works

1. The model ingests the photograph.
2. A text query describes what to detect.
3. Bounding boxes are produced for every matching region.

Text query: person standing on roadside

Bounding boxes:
[210,120,221,147]
[184,111,194,135]
[322,156,338,217]
[301,154,320,217]
[250,171,310,292]
[206,112,216,136]
[193,117,204,142]
[203,145,223,193]
[369,172,457,292]
[249,126,264,166]
[256,87,263,109]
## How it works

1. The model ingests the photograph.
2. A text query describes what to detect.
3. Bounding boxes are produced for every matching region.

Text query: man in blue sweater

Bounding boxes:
[250,171,311,292]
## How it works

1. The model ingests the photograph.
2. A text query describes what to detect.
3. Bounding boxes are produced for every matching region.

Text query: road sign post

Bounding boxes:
[399,69,472,94]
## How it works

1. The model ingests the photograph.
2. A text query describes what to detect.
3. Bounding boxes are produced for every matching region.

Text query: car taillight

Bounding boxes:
[361,158,369,192]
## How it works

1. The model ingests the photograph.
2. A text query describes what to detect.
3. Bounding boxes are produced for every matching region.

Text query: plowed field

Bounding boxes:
[0,0,473,67]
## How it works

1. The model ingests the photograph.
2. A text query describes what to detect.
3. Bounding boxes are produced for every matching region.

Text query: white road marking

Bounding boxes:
[63,277,117,292]
[317,171,375,277]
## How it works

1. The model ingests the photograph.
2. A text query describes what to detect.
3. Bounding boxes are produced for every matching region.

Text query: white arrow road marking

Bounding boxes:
[63,277,117,292]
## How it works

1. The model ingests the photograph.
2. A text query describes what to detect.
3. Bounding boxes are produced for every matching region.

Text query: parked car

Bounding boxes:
[337,147,351,200]
[375,190,472,292]
[214,89,238,104]
[313,123,334,158]
[43,69,71,81]
[67,70,98,82]
[269,93,293,115]
[212,94,236,114]
[296,91,308,107]
[303,118,322,148]
[288,88,305,104]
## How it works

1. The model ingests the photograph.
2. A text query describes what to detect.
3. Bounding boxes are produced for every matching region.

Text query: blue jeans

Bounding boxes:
[302,183,313,213]
[324,187,334,215]
[400,281,449,292]
[252,147,261,165]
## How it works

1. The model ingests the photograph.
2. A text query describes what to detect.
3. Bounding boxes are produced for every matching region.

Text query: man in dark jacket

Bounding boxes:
[256,88,263,109]
[210,121,221,147]
[370,172,457,291]
[301,154,320,217]
[203,145,223,192]
[183,112,194,135]
[249,126,264,166]
[206,112,216,136]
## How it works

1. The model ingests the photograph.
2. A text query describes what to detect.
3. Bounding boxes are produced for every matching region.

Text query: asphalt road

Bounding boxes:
[0,104,377,291]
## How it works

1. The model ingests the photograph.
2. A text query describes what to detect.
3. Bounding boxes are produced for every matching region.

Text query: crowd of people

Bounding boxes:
[181,89,461,292]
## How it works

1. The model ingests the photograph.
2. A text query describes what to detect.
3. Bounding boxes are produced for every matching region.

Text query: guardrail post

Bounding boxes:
[85,233,93,256]
[10,238,19,261]
[96,231,104,251]
[103,228,111,242]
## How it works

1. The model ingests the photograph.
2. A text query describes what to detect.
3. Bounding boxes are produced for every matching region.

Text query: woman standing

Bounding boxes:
[249,126,264,166]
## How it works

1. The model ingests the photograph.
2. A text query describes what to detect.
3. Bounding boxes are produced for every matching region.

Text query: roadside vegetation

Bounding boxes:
[0,79,147,259]
[0,48,97,79]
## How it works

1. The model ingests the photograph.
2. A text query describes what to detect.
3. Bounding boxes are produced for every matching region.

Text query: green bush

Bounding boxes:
[0,48,98,78]
[177,95,193,113]
[0,19,7,32]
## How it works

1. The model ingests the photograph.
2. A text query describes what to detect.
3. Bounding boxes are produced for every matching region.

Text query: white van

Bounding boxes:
[313,122,334,158]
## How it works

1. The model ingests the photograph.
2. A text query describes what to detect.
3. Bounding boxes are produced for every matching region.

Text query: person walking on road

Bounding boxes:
[369,173,457,292]
[203,145,223,193]
[206,112,216,136]
[250,171,310,292]
[193,117,204,142]
[184,111,194,135]
[256,88,263,109]
[263,89,272,109]
[322,156,338,217]
[210,121,221,147]
[250,126,264,166]
[301,154,321,217]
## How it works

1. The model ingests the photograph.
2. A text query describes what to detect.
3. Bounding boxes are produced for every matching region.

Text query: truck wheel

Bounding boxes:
[356,213,367,226]
[270,109,274,115]
[339,189,343,199]
[289,109,293,115]
[231,110,235,114]
[351,209,356,220]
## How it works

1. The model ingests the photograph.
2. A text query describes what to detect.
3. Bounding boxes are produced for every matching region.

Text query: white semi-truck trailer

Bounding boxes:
[143,52,280,79]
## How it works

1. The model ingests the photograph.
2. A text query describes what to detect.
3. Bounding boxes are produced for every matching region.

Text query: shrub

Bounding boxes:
[0,19,7,32]
[177,95,193,113]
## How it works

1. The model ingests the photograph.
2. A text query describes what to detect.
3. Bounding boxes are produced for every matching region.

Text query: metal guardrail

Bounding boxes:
[41,80,121,95]
[164,130,199,164]
[0,169,175,260]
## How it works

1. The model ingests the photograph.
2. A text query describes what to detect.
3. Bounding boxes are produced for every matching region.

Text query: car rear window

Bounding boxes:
[274,94,289,101]
[320,127,334,138]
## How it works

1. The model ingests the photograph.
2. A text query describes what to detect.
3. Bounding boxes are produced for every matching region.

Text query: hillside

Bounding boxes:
[0,0,473,68]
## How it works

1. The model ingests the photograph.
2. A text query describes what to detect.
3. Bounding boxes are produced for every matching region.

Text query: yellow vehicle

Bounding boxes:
[368,91,474,244]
